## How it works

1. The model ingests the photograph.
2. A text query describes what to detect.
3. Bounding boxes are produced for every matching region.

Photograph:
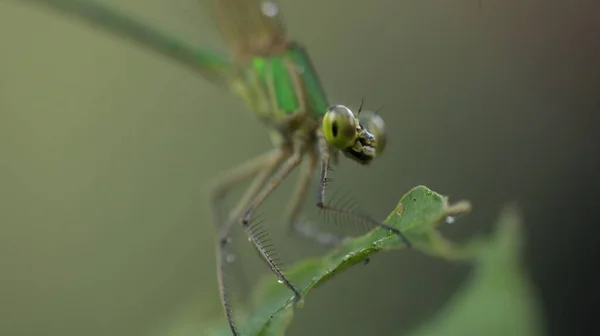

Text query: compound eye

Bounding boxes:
[322,105,358,149]
[359,111,387,155]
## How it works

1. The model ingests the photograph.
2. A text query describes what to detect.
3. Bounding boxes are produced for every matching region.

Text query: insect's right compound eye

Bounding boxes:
[359,111,387,155]
[322,105,358,149]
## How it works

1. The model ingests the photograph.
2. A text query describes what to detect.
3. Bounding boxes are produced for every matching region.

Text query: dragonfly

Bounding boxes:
[16,0,411,334]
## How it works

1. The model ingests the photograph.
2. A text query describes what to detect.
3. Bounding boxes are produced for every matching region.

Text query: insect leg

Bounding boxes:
[213,148,289,336]
[315,133,412,247]
[210,149,281,230]
[239,148,304,306]
[283,150,343,246]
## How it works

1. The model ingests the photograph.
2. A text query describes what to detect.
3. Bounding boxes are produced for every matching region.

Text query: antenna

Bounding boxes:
[357,97,365,115]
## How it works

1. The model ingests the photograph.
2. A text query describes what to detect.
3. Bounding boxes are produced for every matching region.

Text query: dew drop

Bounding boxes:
[445,216,456,224]
[277,279,284,284]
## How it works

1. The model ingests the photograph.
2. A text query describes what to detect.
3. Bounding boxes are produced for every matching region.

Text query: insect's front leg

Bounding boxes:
[315,133,412,247]
[283,150,345,246]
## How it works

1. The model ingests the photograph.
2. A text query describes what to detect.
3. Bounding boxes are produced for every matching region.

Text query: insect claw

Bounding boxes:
[291,292,303,311]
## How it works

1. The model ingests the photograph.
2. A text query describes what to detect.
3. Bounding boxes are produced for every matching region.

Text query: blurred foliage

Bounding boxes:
[408,207,545,336]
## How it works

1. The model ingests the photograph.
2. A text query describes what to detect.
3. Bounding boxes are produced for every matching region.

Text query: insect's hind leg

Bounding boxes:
[209,149,283,232]
[212,148,289,336]
[239,148,305,307]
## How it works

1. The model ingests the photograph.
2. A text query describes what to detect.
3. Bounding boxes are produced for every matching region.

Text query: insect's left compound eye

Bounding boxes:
[322,105,358,149]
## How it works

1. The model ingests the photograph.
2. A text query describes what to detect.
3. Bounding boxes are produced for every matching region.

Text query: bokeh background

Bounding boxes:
[1,0,599,335]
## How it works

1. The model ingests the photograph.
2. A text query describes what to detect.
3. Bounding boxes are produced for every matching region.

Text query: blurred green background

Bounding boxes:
[1,0,598,335]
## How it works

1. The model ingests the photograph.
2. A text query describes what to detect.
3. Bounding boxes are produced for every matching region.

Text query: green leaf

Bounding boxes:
[406,206,546,336]
[204,185,472,336]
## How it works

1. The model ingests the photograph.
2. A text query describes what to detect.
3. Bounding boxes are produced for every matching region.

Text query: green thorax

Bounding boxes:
[232,43,329,126]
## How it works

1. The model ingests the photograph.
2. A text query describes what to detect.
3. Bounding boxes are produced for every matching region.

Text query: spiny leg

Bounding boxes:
[315,135,412,248]
[212,148,290,336]
[283,150,343,247]
[212,149,285,307]
[240,149,305,304]
[210,149,283,231]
